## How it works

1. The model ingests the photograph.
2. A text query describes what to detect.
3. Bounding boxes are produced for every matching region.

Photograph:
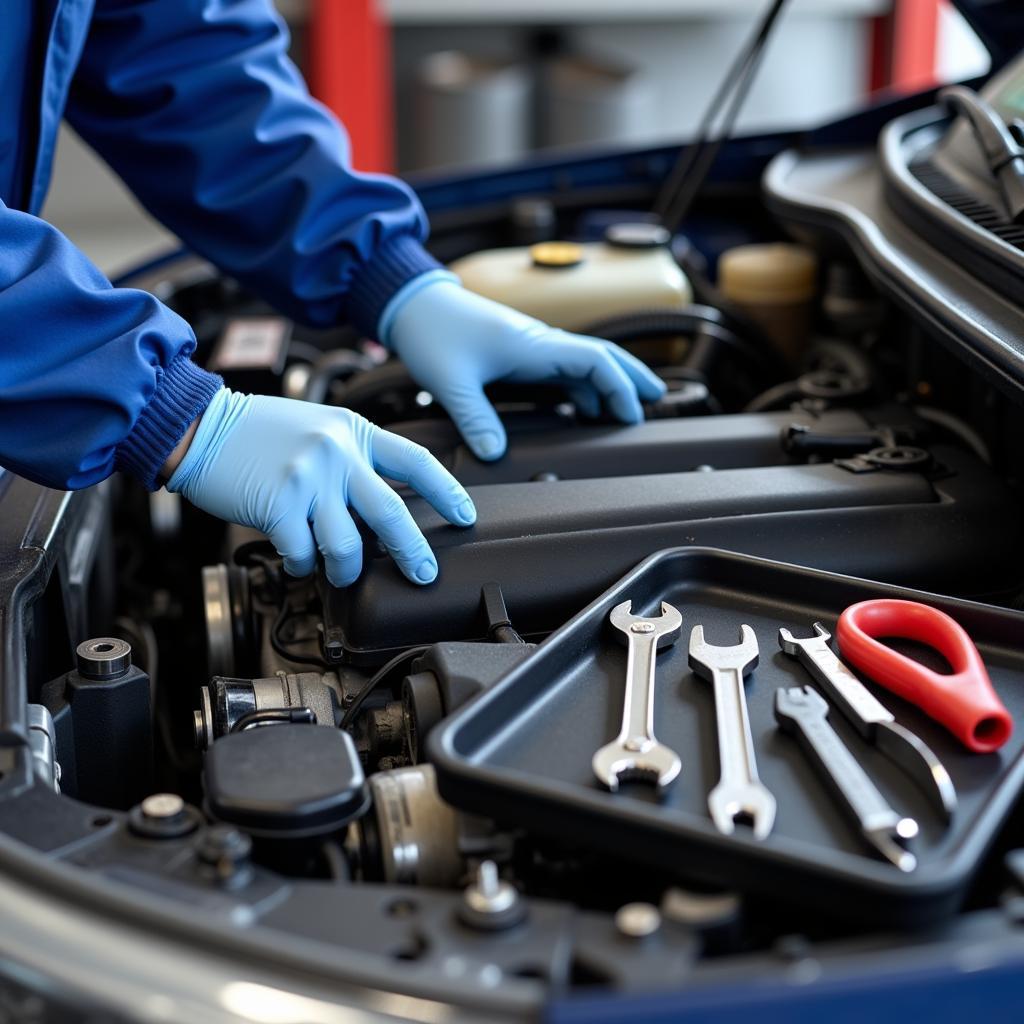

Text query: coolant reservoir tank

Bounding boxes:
[449,222,692,331]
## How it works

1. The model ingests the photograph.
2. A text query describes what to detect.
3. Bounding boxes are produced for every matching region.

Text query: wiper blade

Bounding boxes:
[939,85,1024,224]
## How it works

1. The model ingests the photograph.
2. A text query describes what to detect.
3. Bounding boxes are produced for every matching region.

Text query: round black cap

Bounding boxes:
[204,725,369,838]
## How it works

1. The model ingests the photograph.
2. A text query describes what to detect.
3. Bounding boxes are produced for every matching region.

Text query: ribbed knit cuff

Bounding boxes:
[115,354,222,491]
[346,233,443,339]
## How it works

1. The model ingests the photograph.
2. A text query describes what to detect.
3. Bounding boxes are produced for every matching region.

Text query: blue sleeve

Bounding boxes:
[0,200,221,491]
[65,0,442,339]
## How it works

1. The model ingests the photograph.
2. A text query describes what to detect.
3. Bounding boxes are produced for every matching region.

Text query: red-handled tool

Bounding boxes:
[836,599,1012,754]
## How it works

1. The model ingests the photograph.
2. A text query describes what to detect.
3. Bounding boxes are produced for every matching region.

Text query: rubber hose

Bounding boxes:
[314,358,416,410]
[912,405,991,464]
[672,245,789,360]
[579,306,787,381]
[744,381,804,413]
[286,340,329,365]
[304,349,377,404]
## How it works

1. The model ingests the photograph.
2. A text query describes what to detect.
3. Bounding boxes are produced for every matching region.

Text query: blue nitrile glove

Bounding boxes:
[381,272,667,461]
[167,389,475,587]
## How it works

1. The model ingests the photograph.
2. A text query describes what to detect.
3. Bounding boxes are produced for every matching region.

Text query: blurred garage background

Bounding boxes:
[45,0,989,277]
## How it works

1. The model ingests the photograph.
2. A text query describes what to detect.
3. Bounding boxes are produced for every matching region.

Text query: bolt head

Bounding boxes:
[459,866,526,932]
[198,825,252,866]
[615,902,661,938]
[630,622,656,634]
[76,637,132,680]
[896,817,919,840]
[464,871,518,917]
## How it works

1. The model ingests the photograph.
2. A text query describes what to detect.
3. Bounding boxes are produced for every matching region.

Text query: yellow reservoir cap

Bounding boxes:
[530,241,584,269]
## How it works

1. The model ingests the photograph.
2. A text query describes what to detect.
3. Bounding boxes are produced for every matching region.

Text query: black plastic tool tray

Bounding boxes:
[430,548,1024,927]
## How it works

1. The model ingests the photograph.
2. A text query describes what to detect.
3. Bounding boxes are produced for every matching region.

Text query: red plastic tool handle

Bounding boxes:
[836,599,1012,754]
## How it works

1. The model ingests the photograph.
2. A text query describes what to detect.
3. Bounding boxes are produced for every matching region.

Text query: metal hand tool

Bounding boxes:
[592,601,683,791]
[688,625,776,839]
[778,623,956,821]
[774,686,918,872]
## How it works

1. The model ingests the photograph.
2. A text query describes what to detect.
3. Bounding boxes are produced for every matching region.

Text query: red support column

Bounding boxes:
[868,0,942,96]
[891,0,942,91]
[868,13,892,95]
[308,0,394,173]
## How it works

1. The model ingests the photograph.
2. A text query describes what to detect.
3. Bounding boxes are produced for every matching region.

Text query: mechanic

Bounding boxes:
[0,1,664,589]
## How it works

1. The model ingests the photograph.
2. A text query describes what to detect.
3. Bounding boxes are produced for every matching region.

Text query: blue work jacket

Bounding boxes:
[0,0,438,490]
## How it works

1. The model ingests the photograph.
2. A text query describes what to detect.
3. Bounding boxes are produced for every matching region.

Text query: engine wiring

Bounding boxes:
[234,540,332,670]
[339,645,430,732]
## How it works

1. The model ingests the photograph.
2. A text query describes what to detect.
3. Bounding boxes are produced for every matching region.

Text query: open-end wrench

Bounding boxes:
[775,686,918,872]
[688,625,776,839]
[778,623,956,822]
[592,601,683,791]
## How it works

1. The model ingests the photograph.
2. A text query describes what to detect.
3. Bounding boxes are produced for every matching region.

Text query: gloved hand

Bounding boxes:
[383,273,666,461]
[167,388,475,587]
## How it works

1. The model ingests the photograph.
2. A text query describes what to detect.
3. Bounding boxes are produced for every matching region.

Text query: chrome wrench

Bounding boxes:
[592,601,683,791]
[774,686,919,871]
[688,625,776,839]
[778,623,956,821]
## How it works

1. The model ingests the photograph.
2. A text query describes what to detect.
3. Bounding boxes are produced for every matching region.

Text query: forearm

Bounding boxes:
[68,0,440,338]
[0,201,220,491]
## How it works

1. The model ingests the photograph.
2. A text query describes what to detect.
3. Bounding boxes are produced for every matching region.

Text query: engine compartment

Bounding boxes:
[6,83,1024,1016]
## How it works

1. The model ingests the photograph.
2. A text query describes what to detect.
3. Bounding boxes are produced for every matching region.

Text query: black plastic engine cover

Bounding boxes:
[390,407,918,486]
[324,429,1022,663]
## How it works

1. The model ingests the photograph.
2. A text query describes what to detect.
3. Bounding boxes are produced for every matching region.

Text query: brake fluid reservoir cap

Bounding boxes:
[604,222,671,250]
[204,725,369,838]
[718,243,818,305]
[530,241,584,269]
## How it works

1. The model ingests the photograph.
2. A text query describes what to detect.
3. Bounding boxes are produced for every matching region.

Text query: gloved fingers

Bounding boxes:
[601,341,667,402]
[566,383,601,419]
[434,380,508,462]
[349,469,439,585]
[559,343,644,425]
[311,503,364,588]
[267,513,317,579]
[371,429,477,526]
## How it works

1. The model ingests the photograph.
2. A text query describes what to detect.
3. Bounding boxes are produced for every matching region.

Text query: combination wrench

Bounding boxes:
[778,623,956,821]
[774,685,919,871]
[688,625,776,839]
[592,600,683,791]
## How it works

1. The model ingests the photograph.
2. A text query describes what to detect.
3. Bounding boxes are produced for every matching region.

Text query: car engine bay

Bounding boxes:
[4,47,1024,1022]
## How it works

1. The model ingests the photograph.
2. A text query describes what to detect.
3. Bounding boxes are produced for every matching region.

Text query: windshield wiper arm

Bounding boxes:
[939,85,1024,224]
[654,0,789,234]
